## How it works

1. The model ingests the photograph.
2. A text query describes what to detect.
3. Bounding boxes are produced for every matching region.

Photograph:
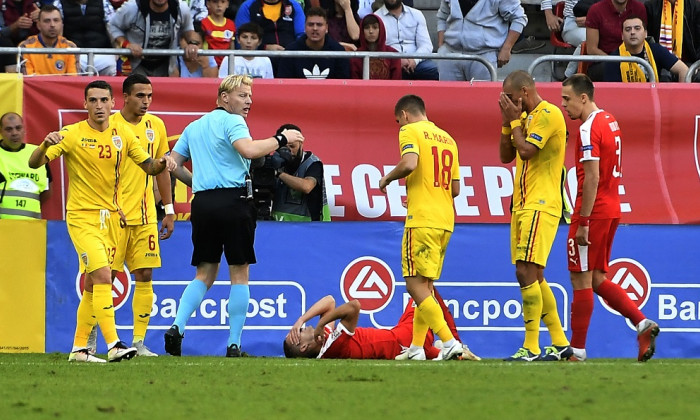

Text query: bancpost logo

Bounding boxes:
[75,266,132,311]
[599,258,652,315]
[117,280,306,331]
[340,256,395,313]
[368,282,569,332]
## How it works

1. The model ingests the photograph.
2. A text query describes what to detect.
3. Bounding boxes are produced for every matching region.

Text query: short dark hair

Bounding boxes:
[0,112,21,128]
[562,73,595,101]
[305,6,327,21]
[123,74,151,95]
[84,80,113,99]
[362,14,380,29]
[38,4,61,20]
[394,94,425,116]
[276,123,301,136]
[622,15,647,31]
[283,339,296,358]
[237,22,263,39]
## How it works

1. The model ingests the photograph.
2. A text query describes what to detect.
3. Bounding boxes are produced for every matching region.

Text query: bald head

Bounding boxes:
[0,112,25,151]
[503,70,535,91]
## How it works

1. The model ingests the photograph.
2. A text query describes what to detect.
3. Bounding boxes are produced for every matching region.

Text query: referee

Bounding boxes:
[166,75,303,357]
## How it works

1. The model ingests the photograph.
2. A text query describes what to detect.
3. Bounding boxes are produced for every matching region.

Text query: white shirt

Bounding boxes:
[218,55,274,79]
[376,4,434,65]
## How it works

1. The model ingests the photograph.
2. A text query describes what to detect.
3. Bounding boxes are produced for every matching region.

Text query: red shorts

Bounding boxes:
[393,302,439,359]
[567,218,619,272]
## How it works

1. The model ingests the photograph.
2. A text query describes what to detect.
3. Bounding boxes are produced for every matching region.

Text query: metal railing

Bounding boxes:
[0,47,498,81]
[686,60,700,83]
[528,54,658,83]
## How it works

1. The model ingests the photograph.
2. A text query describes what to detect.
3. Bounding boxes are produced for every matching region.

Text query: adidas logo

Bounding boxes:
[303,64,330,79]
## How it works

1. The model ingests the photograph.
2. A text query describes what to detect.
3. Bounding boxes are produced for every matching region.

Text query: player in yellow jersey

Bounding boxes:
[97,74,173,357]
[28,80,176,363]
[379,94,466,361]
[498,70,572,362]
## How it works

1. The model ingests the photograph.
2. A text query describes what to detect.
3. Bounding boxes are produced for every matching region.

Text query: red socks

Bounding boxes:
[570,289,594,349]
[596,280,645,326]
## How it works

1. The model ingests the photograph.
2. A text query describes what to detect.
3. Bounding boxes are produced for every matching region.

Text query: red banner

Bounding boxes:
[22,77,700,224]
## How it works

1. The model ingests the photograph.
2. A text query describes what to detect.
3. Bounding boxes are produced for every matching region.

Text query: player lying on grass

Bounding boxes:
[283,288,480,360]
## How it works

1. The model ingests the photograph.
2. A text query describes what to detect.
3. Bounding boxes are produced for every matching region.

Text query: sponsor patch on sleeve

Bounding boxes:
[581,145,594,151]
[401,144,415,151]
[528,133,543,142]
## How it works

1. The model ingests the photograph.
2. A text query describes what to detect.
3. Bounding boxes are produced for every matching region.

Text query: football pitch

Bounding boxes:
[1,354,697,419]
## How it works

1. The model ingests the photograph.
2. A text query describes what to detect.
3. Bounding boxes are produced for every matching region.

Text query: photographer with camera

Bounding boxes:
[269,124,330,222]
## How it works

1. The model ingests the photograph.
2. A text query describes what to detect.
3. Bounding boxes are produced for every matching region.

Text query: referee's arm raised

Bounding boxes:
[232,129,304,160]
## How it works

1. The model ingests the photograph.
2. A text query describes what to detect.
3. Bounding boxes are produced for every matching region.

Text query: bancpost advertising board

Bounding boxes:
[45,221,699,358]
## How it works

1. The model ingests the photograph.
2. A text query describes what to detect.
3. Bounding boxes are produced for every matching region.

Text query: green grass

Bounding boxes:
[0,354,697,420]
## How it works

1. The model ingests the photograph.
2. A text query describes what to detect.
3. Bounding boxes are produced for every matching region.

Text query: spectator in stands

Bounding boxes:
[350,13,401,79]
[1,0,39,45]
[54,0,118,76]
[234,0,304,51]
[218,22,274,78]
[318,0,360,50]
[645,0,700,81]
[18,5,79,75]
[0,15,18,71]
[436,0,526,81]
[357,0,372,17]
[170,30,219,76]
[277,7,349,79]
[200,0,235,67]
[376,0,436,80]
[543,0,587,78]
[108,0,197,77]
[585,0,647,80]
[185,0,208,28]
[603,15,688,81]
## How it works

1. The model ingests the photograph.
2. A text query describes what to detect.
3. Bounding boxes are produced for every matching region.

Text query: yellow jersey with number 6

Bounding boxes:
[399,120,460,231]
[44,120,150,212]
[111,112,170,225]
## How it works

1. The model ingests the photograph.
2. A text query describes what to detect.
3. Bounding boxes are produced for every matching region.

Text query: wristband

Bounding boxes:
[121,40,130,48]
[509,120,521,130]
[579,216,590,227]
[501,126,512,135]
[164,203,175,215]
[274,133,288,148]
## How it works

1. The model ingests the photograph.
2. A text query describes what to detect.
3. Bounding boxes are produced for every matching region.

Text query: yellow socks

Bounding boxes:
[72,291,96,350]
[411,304,430,347]
[93,283,119,345]
[132,281,154,343]
[414,297,453,346]
[521,283,543,354]
[539,279,569,347]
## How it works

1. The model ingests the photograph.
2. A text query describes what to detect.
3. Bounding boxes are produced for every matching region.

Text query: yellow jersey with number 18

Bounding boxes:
[110,112,170,225]
[45,120,150,212]
[399,120,460,232]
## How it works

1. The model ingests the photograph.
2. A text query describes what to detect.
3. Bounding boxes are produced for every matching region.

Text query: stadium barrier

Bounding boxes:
[687,60,700,83]
[0,47,498,81]
[19,77,700,224]
[528,54,657,82]
[40,221,700,358]
[2,76,699,358]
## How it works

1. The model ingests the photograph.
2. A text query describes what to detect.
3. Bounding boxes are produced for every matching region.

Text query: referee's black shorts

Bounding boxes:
[190,187,257,266]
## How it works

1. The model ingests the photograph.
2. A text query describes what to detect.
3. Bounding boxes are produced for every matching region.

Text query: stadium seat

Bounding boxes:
[577,41,589,74]
[550,2,574,80]
[549,2,572,49]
